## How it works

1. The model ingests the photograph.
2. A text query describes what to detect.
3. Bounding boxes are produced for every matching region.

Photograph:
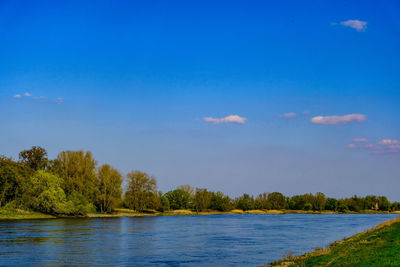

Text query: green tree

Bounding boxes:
[193,188,212,212]
[235,194,255,211]
[178,184,195,196]
[390,202,400,211]
[209,191,232,211]
[268,192,287,209]
[336,199,349,212]
[0,156,28,207]
[19,146,48,171]
[158,192,170,212]
[313,192,326,211]
[97,164,123,213]
[124,170,157,211]
[254,193,271,209]
[325,198,337,211]
[165,189,192,210]
[51,150,98,203]
[27,170,68,214]
[304,203,313,211]
[378,196,391,211]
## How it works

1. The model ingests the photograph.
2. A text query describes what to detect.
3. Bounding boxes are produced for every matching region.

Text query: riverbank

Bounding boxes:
[0,208,55,220]
[1,208,399,220]
[270,216,400,266]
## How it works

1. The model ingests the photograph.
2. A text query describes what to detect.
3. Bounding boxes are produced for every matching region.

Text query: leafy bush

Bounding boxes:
[27,171,68,214]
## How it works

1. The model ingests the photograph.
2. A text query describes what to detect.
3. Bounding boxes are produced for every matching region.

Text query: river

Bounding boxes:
[0,214,398,266]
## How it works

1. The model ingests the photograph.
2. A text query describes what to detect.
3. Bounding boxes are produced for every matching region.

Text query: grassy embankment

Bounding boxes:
[270,216,400,266]
[1,208,399,220]
[0,208,55,219]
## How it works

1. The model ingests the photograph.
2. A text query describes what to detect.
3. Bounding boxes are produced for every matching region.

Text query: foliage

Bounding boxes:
[19,146,48,171]
[64,191,96,215]
[193,188,212,211]
[158,193,170,212]
[209,192,232,211]
[235,194,255,211]
[165,189,192,210]
[0,156,27,207]
[254,193,271,209]
[96,164,122,213]
[124,170,158,211]
[27,170,68,214]
[51,150,98,203]
[268,192,287,209]
[1,147,399,217]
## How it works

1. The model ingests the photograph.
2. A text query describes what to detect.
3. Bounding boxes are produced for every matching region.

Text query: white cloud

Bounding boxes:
[346,143,356,149]
[282,112,297,119]
[347,138,400,154]
[378,139,399,145]
[353,138,367,143]
[204,114,246,125]
[56,97,64,104]
[340,20,367,31]
[311,114,366,125]
[13,94,22,98]
[24,92,32,97]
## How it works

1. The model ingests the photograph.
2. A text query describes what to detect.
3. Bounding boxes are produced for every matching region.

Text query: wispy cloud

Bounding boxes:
[346,138,400,154]
[346,143,356,149]
[311,114,366,125]
[378,139,399,145]
[282,112,297,119]
[12,92,63,104]
[353,138,367,143]
[204,115,246,125]
[339,19,367,31]
[302,110,310,115]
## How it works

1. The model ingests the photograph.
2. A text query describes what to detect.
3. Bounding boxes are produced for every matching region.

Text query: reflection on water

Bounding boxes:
[0,214,398,266]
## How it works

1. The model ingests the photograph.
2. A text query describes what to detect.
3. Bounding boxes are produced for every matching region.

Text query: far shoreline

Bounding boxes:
[1,208,399,220]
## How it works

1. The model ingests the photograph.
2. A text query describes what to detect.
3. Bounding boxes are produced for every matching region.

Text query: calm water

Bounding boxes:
[0,214,398,266]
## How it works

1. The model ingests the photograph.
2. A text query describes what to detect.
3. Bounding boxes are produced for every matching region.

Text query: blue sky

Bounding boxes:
[1,0,399,200]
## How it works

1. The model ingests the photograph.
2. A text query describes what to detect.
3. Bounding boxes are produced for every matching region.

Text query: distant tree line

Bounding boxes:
[1,147,399,216]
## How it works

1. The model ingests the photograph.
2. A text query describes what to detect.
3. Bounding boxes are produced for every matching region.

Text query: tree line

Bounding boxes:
[1,146,399,216]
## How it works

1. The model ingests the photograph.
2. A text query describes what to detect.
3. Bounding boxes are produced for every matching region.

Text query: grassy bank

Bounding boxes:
[0,208,55,220]
[270,216,400,266]
[1,208,398,220]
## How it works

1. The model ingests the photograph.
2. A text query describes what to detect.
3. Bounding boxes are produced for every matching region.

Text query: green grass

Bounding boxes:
[0,208,54,220]
[270,217,400,266]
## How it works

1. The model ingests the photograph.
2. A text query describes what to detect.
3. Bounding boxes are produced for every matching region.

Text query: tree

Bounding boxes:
[377,196,390,211]
[0,157,27,207]
[235,194,255,211]
[210,192,232,211]
[51,150,98,203]
[336,199,349,212]
[97,164,123,213]
[325,198,337,211]
[254,193,271,209]
[194,188,211,212]
[19,146,48,171]
[27,170,68,214]
[178,184,195,196]
[313,192,326,211]
[124,170,157,211]
[165,189,192,210]
[268,192,287,209]
[158,192,170,212]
